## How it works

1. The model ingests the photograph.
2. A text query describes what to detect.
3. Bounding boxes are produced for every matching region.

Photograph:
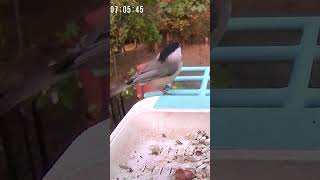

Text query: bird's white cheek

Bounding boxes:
[169,50,182,61]
[177,48,182,55]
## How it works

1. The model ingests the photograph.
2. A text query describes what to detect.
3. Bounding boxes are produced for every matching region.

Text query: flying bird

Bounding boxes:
[110,42,183,97]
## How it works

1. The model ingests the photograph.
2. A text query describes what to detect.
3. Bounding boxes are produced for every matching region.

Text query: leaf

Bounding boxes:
[128,67,136,76]
[121,85,136,99]
[56,21,80,42]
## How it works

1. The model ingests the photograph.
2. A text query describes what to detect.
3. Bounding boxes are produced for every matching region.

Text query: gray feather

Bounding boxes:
[110,83,131,97]
[130,59,180,84]
[73,41,107,68]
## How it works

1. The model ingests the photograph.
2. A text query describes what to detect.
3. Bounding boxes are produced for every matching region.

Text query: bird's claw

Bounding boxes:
[163,84,173,91]
[161,84,173,95]
[161,90,172,95]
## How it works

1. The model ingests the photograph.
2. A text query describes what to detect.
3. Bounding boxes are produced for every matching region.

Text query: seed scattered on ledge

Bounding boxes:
[150,145,160,155]
[176,140,183,145]
[195,150,203,156]
[119,163,130,170]
[128,168,133,173]
[116,130,211,179]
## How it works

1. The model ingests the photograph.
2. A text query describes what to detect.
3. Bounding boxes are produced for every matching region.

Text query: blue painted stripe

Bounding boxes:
[200,67,210,96]
[154,96,210,109]
[143,66,210,99]
[175,76,204,81]
[181,66,209,71]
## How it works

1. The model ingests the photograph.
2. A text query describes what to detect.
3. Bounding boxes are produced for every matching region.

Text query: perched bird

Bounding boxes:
[212,0,232,47]
[50,22,108,78]
[110,42,183,97]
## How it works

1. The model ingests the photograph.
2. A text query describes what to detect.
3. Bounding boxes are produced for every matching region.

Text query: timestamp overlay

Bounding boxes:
[110,5,144,14]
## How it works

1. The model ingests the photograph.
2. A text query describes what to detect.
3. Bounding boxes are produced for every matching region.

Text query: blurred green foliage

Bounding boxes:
[35,75,81,113]
[127,67,136,76]
[111,0,162,57]
[56,21,80,43]
[121,67,137,98]
[121,85,136,98]
[158,0,209,41]
[110,0,210,57]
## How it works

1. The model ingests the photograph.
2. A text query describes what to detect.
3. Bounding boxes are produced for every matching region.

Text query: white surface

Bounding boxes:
[110,96,210,179]
[42,120,107,180]
[42,96,209,180]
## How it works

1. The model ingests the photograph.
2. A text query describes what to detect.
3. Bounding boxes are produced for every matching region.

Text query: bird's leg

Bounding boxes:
[164,84,173,90]
[161,84,173,95]
[161,90,171,95]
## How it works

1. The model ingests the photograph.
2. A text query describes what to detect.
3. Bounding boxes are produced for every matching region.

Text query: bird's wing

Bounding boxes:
[130,60,180,84]
[73,40,107,67]
[132,70,166,83]
[72,21,108,66]
[137,54,160,73]
[111,62,173,96]
[81,22,108,47]
[53,21,108,73]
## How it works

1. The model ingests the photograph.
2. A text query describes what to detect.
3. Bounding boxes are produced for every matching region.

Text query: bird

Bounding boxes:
[50,21,108,78]
[110,42,183,97]
[212,0,232,47]
[0,21,109,116]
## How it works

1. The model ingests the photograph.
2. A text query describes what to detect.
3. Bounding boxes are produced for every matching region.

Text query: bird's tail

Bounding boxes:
[110,83,132,97]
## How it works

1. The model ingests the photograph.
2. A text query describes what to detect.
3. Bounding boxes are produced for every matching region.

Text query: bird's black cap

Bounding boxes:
[158,42,181,63]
